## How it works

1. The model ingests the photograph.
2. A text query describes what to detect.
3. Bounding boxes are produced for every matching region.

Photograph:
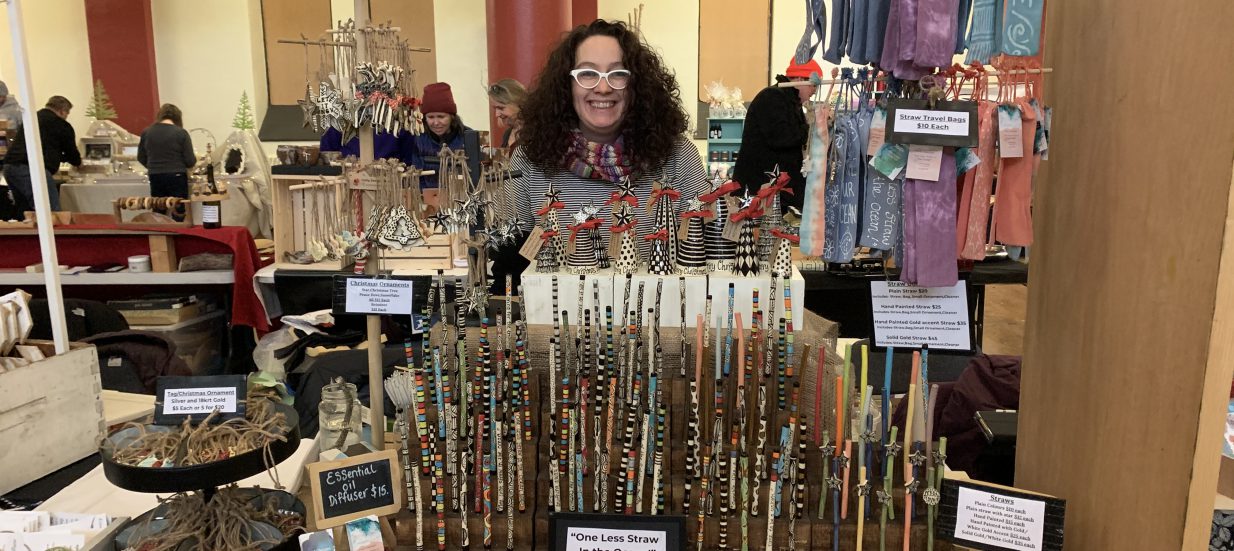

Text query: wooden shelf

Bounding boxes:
[708,138,742,145]
[0,270,234,286]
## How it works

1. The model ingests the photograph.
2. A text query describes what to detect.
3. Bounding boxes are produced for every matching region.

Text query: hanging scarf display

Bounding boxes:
[914,0,960,69]
[858,107,904,252]
[822,72,864,264]
[900,149,959,287]
[964,0,1002,64]
[957,75,998,259]
[564,131,636,183]
[800,100,833,256]
[991,97,1037,247]
[1000,0,1045,56]
[823,0,848,64]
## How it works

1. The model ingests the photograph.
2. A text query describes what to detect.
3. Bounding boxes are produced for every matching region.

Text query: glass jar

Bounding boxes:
[318,378,362,452]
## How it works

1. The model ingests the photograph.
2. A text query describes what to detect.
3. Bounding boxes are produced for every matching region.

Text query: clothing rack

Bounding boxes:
[777,67,1053,87]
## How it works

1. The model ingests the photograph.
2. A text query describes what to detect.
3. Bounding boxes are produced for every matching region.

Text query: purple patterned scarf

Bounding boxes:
[564,130,636,183]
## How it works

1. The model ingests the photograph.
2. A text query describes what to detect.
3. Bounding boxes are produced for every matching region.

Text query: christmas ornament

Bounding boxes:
[702,178,741,268]
[567,209,602,274]
[677,196,711,275]
[772,228,800,277]
[731,190,764,276]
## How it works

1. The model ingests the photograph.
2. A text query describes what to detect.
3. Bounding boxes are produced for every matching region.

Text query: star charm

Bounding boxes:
[764,164,782,184]
[857,483,871,497]
[616,177,637,200]
[425,210,450,232]
[837,455,850,471]
[582,202,600,219]
[923,488,941,506]
[904,479,921,494]
[885,442,903,459]
[860,430,879,444]
[573,208,590,225]
[612,205,634,228]
[826,474,842,490]
[933,451,947,465]
[876,490,892,505]
[737,189,758,211]
[909,450,927,467]
[467,285,491,316]
[686,197,705,212]
[820,444,836,457]
[544,185,562,204]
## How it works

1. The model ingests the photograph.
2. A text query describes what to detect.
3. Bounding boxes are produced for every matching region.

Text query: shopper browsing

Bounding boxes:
[0,81,22,130]
[488,78,527,148]
[402,82,471,188]
[137,104,196,198]
[2,96,81,213]
[505,19,708,256]
[319,127,403,160]
[732,58,822,211]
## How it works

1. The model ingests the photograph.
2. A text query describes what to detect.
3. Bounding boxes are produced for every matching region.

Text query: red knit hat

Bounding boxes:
[785,58,823,80]
[421,82,457,115]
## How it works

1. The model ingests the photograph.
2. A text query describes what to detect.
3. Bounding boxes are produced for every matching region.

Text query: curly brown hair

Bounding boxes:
[519,19,688,175]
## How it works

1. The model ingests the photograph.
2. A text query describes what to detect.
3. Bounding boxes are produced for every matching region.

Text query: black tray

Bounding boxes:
[101,404,301,493]
[111,488,305,551]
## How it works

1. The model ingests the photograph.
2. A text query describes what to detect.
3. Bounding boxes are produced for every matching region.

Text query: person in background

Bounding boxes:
[487,78,527,148]
[319,127,402,160]
[732,58,821,212]
[402,82,470,188]
[137,104,196,198]
[0,81,22,130]
[2,96,80,213]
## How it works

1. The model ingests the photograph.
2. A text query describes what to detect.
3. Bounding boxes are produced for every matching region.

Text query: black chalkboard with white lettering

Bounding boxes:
[307,449,402,528]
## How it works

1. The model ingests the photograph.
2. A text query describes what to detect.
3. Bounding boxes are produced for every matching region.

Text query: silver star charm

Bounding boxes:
[466,285,490,316]
[820,444,836,457]
[826,474,843,490]
[923,488,941,506]
[686,196,705,212]
[876,490,893,505]
[909,450,927,467]
[764,164,782,184]
[860,430,879,444]
[572,208,590,225]
[857,483,871,497]
[582,202,600,219]
[885,442,903,459]
[837,455,850,471]
[905,479,921,494]
[737,189,758,211]
[933,451,947,465]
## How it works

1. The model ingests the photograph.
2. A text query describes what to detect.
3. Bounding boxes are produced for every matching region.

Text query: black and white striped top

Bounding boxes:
[503,138,709,257]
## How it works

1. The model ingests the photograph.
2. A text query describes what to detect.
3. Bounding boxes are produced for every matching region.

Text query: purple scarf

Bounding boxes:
[564,130,636,183]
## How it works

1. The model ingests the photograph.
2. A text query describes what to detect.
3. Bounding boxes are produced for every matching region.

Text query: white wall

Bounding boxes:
[0,0,95,134]
[433,0,489,133]
[151,0,269,149]
[598,0,701,134]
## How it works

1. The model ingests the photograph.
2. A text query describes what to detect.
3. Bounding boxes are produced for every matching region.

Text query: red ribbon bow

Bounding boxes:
[700,180,742,202]
[604,192,638,208]
[757,176,794,202]
[730,198,764,222]
[643,228,670,241]
[650,187,681,204]
[535,201,566,216]
[681,209,712,219]
[610,222,636,233]
[540,230,559,240]
[771,229,800,243]
[568,218,603,239]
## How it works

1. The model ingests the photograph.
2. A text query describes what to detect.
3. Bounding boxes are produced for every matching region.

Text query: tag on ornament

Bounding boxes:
[608,232,623,259]
[998,105,1024,158]
[870,143,909,180]
[518,226,544,262]
[678,219,691,241]
[722,218,743,242]
[906,145,944,181]
[645,181,663,215]
[566,237,577,256]
[868,107,888,155]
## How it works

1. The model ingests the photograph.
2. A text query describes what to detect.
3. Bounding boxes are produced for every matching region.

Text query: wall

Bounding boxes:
[433,0,489,133]
[0,0,96,135]
[598,0,700,134]
[151,0,268,149]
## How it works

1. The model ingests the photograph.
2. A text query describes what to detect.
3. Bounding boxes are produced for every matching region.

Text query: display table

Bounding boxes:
[100,390,155,426]
[254,259,467,319]
[0,225,270,330]
[60,179,264,235]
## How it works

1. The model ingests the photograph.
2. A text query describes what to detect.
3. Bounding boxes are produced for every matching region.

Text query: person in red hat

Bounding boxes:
[732,57,823,212]
[402,82,472,188]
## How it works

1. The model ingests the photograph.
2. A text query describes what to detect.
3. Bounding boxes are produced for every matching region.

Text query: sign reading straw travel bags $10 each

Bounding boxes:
[887,98,979,148]
[938,478,1066,551]
[305,449,403,529]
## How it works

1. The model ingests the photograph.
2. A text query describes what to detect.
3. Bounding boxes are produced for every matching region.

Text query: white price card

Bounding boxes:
[954,486,1047,551]
[163,386,238,415]
[871,281,971,350]
[345,278,414,315]
[565,526,668,551]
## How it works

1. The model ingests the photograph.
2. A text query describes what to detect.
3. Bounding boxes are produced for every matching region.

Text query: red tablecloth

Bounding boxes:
[0,224,271,331]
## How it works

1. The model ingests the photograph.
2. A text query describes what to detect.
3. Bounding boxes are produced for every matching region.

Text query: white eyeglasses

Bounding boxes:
[569,68,632,90]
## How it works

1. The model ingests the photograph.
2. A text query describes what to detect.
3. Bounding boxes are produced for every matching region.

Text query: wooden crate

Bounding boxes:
[0,341,104,495]
[379,231,454,269]
[271,175,351,271]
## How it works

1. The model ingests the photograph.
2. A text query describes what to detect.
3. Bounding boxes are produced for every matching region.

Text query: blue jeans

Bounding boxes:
[2,164,58,213]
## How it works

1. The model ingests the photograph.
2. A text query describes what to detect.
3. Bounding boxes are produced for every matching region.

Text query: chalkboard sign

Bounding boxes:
[153,374,248,425]
[938,478,1066,551]
[305,449,403,529]
[550,512,685,551]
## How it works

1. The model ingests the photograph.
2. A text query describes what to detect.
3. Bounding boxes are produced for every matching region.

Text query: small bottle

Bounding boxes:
[318,378,363,452]
[202,163,221,229]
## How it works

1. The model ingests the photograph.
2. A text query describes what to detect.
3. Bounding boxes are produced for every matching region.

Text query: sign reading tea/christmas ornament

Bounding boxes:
[154,374,248,424]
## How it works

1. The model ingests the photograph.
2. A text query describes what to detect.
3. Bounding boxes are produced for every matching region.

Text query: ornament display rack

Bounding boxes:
[271,174,352,271]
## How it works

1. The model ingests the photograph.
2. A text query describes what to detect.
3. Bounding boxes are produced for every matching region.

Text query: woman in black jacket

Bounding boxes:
[732,58,822,212]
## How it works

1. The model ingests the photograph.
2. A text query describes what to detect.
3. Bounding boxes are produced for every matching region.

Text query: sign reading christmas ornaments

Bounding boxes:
[331,275,416,316]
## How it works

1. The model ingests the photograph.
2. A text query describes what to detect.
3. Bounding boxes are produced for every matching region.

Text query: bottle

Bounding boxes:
[202,163,221,229]
[318,378,363,452]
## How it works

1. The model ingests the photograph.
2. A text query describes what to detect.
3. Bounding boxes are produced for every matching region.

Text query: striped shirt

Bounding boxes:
[503,138,709,257]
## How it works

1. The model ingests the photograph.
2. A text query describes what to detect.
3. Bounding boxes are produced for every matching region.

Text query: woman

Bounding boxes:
[505,19,708,257]
[402,82,470,188]
[137,104,196,198]
[487,78,526,148]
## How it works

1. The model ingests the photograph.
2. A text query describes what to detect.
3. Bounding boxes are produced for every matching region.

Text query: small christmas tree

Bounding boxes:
[85,80,117,121]
[772,229,798,277]
[566,209,601,274]
[677,196,710,275]
[650,182,680,267]
[536,184,566,273]
[757,167,790,267]
[646,230,673,275]
[731,191,763,277]
[232,91,256,130]
[610,203,639,274]
[702,178,739,267]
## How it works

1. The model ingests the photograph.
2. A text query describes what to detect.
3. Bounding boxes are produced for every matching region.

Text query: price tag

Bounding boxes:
[154,374,248,425]
[998,105,1025,158]
[306,449,403,530]
[519,226,545,262]
[870,281,971,350]
[905,145,944,181]
[550,512,685,551]
[939,478,1066,551]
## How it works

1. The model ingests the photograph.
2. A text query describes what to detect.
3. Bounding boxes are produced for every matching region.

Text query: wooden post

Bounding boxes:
[5,0,69,354]
[354,0,385,449]
[1016,2,1234,549]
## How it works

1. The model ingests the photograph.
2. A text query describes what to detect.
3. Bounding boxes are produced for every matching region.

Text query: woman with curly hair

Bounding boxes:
[503,19,708,258]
